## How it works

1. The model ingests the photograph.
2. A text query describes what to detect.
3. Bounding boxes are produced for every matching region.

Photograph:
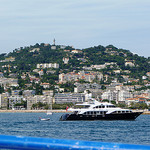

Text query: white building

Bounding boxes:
[8,95,25,109]
[40,83,50,89]
[125,62,135,67]
[0,93,9,109]
[37,63,59,69]
[51,46,56,50]
[63,57,69,64]
[27,95,53,110]
[54,93,85,104]
[117,90,133,103]
[101,89,133,104]
[30,48,40,53]
[101,90,118,102]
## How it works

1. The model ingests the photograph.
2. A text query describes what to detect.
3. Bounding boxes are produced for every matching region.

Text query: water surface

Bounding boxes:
[0,113,149,145]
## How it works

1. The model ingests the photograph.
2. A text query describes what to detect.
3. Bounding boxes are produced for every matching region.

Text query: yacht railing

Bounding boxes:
[0,135,150,150]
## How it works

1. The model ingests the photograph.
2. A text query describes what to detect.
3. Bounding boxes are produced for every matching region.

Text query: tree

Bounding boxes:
[35,84,43,95]
[0,85,4,94]
[129,102,148,109]
[32,102,50,109]
[18,78,25,88]
[101,85,106,90]
[116,103,127,108]
[19,90,23,95]
[59,82,75,92]
[14,100,27,109]
[102,99,109,102]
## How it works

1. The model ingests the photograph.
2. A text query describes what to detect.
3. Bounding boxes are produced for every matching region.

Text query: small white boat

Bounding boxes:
[46,111,53,115]
[39,117,50,121]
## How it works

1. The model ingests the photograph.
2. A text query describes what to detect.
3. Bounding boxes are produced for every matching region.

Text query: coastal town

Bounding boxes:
[1,0,150,149]
[0,40,150,111]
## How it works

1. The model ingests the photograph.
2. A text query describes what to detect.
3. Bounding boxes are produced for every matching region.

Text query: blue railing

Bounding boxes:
[0,135,149,150]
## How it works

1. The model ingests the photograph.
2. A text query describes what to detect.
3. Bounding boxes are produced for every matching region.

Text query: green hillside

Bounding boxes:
[0,43,150,89]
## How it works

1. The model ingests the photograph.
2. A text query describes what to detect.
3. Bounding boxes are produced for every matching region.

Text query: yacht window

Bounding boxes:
[87,111,90,115]
[102,105,105,108]
[100,111,104,115]
[99,106,101,108]
[74,111,78,114]
[107,105,116,108]
[94,111,96,115]
[95,106,99,108]
[118,111,121,113]
[85,105,90,108]
[74,105,90,109]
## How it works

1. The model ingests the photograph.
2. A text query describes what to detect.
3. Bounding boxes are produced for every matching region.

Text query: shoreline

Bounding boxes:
[0,110,67,113]
[0,110,149,114]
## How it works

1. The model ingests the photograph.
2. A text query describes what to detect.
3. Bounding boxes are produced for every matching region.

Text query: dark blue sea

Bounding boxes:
[0,113,149,145]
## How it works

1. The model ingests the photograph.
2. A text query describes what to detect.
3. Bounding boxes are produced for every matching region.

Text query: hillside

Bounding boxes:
[0,43,150,91]
[0,43,150,72]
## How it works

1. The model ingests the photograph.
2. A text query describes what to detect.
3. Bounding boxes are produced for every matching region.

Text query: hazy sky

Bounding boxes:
[0,0,150,57]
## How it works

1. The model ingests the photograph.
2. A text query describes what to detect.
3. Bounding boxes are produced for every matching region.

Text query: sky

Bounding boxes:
[0,0,150,57]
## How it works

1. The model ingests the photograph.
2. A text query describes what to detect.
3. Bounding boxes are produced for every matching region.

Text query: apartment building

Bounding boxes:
[117,90,133,103]
[27,95,53,110]
[54,93,86,104]
[0,78,18,89]
[8,95,25,109]
[0,93,9,109]
[101,89,133,104]
[101,90,118,102]
[74,83,101,93]
[37,63,59,69]
[59,71,103,83]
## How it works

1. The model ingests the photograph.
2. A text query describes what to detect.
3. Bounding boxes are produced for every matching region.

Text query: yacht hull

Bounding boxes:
[60,112,142,121]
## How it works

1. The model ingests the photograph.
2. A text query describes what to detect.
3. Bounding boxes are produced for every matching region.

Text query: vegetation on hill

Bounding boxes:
[0,43,150,92]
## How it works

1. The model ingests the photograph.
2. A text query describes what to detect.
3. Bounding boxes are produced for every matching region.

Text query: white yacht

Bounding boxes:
[60,99,143,121]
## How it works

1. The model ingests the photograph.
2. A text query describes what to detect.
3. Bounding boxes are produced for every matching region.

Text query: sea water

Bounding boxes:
[0,113,149,145]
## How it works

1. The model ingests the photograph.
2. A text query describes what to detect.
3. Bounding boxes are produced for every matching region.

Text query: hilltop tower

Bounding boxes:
[53,38,55,46]
[51,38,56,50]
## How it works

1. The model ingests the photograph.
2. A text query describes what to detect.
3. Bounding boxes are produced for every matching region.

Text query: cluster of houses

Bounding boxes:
[59,71,103,83]
[0,77,150,110]
[0,60,150,110]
